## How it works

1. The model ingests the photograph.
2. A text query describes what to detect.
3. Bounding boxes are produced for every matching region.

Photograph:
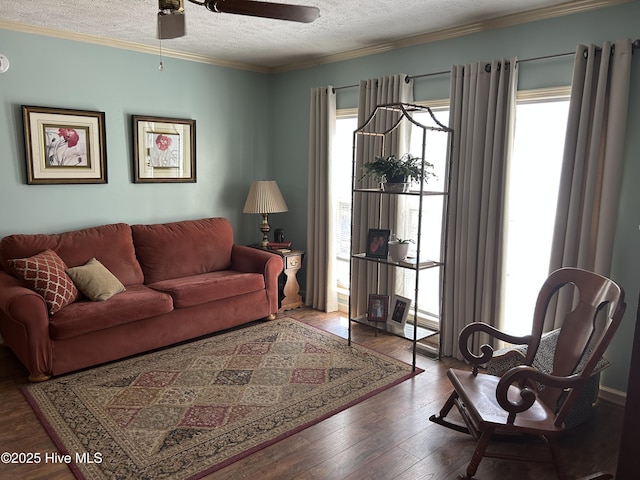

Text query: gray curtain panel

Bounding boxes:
[306,86,338,311]
[442,59,518,359]
[547,39,632,331]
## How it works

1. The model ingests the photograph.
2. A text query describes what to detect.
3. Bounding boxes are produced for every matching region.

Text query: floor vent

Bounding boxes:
[413,341,440,359]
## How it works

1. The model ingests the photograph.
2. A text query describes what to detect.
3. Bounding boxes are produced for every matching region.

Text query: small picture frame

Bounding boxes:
[367,294,389,322]
[366,229,390,258]
[132,115,196,183]
[388,294,411,331]
[22,105,107,184]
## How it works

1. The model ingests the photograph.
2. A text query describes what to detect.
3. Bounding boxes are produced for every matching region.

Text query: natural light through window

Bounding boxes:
[334,114,357,298]
[502,95,569,335]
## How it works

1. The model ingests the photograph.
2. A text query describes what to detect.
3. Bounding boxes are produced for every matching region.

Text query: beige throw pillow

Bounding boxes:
[66,258,125,301]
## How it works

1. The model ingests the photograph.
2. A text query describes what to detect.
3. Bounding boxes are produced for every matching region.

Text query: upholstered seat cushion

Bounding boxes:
[147,270,265,309]
[132,217,234,284]
[486,328,610,429]
[49,284,173,340]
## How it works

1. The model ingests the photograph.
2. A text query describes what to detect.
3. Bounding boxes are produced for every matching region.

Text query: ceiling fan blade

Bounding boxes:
[205,0,320,23]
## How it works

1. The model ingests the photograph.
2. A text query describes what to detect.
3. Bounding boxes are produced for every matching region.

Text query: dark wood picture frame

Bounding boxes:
[132,115,196,183]
[366,228,390,259]
[22,105,107,184]
[367,293,389,322]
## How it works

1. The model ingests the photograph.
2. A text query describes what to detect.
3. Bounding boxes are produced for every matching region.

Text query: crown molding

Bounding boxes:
[269,0,634,73]
[0,19,270,73]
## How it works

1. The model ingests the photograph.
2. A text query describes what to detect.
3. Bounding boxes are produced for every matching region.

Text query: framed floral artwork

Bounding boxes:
[132,115,196,183]
[22,105,107,184]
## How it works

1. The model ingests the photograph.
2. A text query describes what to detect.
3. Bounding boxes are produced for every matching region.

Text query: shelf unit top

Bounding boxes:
[354,102,453,137]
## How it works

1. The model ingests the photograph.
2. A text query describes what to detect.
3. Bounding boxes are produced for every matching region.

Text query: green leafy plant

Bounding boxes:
[389,234,415,244]
[360,153,436,184]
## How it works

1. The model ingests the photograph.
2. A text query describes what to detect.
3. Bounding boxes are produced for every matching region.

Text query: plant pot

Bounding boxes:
[388,241,410,262]
[382,182,410,193]
[382,174,410,193]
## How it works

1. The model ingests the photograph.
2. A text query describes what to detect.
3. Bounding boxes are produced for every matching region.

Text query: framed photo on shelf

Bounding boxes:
[366,228,390,259]
[22,105,107,184]
[132,115,196,183]
[388,294,411,331]
[367,294,389,322]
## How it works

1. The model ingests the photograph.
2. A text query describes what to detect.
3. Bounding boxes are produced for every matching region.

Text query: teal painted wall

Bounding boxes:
[0,29,270,245]
[269,1,640,394]
[1,1,639,394]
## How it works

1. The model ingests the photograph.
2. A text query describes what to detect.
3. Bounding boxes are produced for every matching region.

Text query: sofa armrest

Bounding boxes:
[230,245,284,315]
[0,271,52,380]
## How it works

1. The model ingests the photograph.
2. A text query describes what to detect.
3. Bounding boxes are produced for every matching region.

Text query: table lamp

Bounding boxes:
[243,180,288,247]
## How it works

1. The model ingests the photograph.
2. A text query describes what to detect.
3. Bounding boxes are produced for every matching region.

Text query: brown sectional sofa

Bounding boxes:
[0,217,283,381]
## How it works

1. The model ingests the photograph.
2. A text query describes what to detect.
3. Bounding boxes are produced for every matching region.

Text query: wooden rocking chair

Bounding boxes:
[429,267,626,479]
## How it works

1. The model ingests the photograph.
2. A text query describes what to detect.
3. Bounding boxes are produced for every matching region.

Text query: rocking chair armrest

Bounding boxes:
[458,322,533,366]
[496,365,585,415]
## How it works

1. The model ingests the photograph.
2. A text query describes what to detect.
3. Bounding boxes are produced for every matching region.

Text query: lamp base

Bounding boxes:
[259,213,270,247]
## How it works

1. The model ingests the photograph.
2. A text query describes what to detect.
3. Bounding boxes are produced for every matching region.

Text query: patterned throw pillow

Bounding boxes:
[8,249,79,315]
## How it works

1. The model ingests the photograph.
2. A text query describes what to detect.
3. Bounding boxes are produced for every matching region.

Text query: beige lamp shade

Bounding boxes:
[243,181,288,246]
[243,181,288,214]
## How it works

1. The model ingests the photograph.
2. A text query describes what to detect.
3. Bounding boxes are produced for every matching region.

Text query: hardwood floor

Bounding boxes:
[0,307,624,480]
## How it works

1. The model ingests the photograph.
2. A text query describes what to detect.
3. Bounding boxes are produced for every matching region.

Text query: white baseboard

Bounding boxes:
[599,385,626,407]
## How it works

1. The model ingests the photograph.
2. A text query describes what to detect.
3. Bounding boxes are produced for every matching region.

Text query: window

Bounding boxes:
[502,92,569,335]
[332,89,569,332]
[334,112,357,305]
[402,107,450,326]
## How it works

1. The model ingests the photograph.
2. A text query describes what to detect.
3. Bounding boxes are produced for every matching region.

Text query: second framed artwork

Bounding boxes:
[132,115,196,183]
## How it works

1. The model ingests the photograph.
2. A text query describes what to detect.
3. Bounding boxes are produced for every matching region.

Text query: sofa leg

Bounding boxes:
[28,373,51,382]
[266,313,277,321]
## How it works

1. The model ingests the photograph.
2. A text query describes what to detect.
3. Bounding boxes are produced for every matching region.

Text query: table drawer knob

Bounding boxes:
[286,256,301,269]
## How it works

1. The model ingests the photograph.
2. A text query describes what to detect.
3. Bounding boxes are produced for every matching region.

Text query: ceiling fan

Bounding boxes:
[158,0,320,40]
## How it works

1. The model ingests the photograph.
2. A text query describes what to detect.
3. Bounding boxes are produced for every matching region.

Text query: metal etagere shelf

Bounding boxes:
[347,102,453,369]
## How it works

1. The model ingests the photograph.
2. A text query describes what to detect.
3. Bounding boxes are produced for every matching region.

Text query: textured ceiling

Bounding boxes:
[0,0,621,71]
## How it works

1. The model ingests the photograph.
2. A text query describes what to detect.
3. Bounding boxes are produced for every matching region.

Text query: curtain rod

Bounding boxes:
[334,38,640,91]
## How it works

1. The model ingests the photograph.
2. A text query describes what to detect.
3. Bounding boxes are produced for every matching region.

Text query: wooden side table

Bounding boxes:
[276,249,305,312]
[250,245,305,312]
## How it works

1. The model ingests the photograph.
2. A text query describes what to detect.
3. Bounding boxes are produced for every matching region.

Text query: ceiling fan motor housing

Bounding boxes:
[158,0,186,39]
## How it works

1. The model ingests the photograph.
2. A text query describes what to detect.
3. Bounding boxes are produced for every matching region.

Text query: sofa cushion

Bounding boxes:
[147,270,265,308]
[0,223,144,286]
[66,258,126,301]
[8,249,79,315]
[49,284,174,340]
[132,217,234,284]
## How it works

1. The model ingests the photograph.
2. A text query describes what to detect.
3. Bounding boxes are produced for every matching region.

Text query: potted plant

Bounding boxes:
[387,236,414,262]
[360,153,436,192]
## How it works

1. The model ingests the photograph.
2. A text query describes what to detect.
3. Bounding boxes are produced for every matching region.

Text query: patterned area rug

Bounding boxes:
[23,318,421,480]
